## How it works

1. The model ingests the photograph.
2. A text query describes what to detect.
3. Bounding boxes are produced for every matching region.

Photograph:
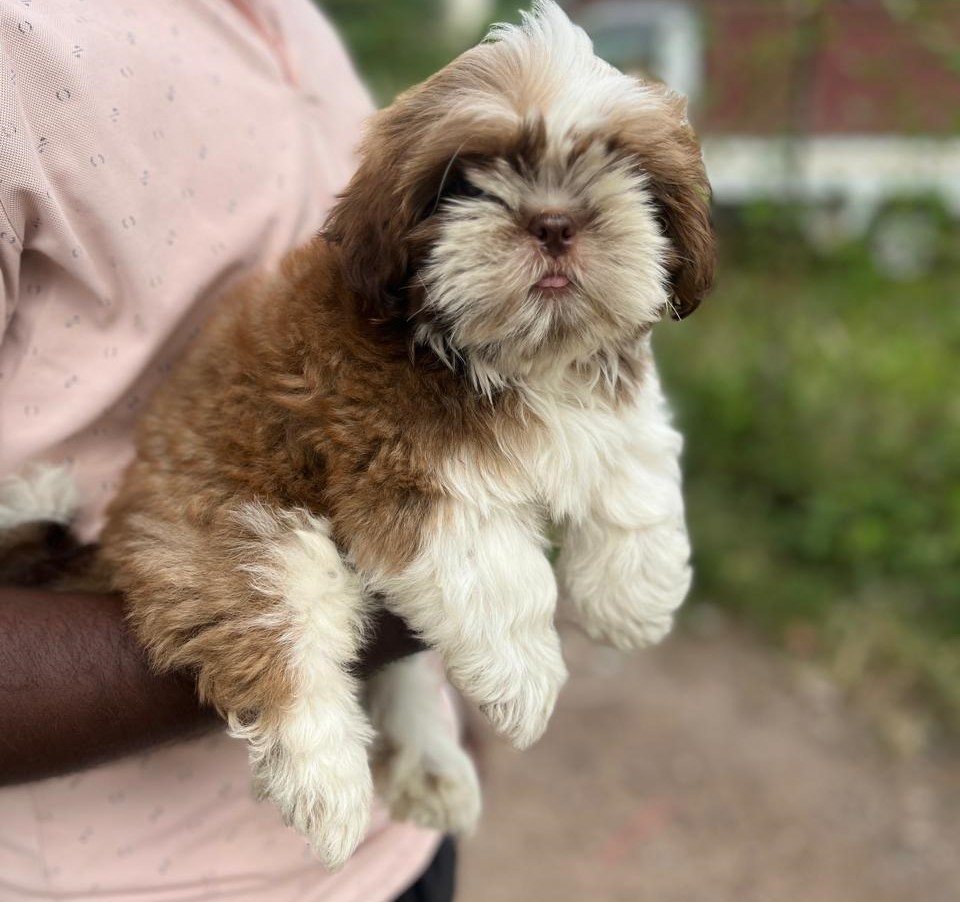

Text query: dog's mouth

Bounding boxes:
[534,273,573,292]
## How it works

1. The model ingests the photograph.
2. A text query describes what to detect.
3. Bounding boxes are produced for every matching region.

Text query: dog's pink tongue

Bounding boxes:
[537,274,570,289]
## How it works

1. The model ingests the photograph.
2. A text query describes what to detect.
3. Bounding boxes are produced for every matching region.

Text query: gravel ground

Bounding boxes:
[457,622,960,902]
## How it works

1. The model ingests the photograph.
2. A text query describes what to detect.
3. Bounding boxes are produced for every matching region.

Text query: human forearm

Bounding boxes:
[0,587,423,785]
[0,588,216,785]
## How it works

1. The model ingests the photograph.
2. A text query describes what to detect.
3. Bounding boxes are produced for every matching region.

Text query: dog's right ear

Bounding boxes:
[323,49,518,321]
[614,85,716,320]
[323,105,422,320]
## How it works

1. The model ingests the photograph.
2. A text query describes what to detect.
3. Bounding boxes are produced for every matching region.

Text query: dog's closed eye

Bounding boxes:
[434,169,481,203]
[439,169,510,210]
[456,175,487,199]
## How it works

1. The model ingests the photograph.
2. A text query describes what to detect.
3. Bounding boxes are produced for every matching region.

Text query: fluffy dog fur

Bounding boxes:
[0,2,714,868]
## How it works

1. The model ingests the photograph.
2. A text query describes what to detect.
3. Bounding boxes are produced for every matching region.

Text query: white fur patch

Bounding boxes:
[230,503,374,870]
[366,502,567,751]
[488,0,664,137]
[436,344,660,521]
[427,354,690,654]
[555,367,692,649]
[0,463,78,529]
[367,653,481,834]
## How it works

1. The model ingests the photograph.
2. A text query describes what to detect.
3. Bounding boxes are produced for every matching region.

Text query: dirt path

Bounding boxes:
[458,622,960,902]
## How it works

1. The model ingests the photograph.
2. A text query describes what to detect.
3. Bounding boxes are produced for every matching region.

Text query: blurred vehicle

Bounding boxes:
[571,0,960,276]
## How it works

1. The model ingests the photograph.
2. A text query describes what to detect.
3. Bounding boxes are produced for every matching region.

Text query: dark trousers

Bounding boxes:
[392,837,457,902]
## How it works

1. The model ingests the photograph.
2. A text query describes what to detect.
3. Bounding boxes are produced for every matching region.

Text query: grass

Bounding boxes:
[655,240,960,744]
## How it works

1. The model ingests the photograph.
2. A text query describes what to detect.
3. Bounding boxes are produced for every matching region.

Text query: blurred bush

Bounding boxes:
[655,241,960,739]
[322,0,454,101]
[320,1,517,102]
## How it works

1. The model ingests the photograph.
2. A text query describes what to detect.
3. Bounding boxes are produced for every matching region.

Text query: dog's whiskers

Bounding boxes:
[431,141,469,216]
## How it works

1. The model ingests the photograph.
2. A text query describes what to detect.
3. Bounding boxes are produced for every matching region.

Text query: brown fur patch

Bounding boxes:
[609,88,716,318]
[97,242,527,724]
[322,95,517,317]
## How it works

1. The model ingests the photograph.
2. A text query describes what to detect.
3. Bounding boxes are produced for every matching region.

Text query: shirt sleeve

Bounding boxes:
[0,202,22,345]
[0,42,26,346]
[278,1,375,153]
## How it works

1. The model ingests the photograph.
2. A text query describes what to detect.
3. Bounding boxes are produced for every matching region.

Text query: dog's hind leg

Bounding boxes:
[106,500,375,870]
[367,651,481,835]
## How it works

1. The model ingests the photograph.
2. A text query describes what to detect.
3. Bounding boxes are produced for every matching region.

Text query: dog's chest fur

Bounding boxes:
[439,372,643,523]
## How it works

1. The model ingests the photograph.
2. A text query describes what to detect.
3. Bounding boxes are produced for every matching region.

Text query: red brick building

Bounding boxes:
[570,0,960,271]
[570,0,960,136]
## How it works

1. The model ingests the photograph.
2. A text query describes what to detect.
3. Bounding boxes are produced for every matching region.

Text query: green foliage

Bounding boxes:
[320,0,455,101]
[656,243,960,733]
[319,1,523,102]
[827,601,960,744]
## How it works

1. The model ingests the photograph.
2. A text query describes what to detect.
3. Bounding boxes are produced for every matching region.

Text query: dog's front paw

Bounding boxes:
[561,522,691,651]
[456,643,567,749]
[479,674,562,750]
[579,603,677,651]
[247,719,373,870]
[376,738,481,834]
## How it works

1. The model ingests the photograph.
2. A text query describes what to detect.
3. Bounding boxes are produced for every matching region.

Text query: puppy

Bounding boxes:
[0,1,714,869]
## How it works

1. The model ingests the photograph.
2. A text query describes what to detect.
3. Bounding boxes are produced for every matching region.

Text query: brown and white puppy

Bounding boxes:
[0,1,714,869]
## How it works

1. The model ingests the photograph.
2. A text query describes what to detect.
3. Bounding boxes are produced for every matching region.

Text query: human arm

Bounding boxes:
[0,586,421,785]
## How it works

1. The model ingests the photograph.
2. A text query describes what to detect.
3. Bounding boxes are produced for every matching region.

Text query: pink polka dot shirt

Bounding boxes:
[0,1,440,898]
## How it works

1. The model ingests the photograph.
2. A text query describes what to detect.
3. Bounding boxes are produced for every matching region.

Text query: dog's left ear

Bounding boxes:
[624,88,716,319]
[322,102,427,319]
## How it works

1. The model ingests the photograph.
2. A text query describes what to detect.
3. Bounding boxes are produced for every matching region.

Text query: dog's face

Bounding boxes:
[325,1,714,382]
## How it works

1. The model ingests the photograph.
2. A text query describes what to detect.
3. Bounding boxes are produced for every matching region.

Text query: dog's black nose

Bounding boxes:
[528,211,577,257]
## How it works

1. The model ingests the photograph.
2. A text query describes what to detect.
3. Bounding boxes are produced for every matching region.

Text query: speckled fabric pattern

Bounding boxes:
[0,0,366,542]
[0,731,440,901]
[0,1,441,897]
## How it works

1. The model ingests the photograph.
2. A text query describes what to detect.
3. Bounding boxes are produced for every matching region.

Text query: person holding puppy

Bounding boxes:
[0,1,456,899]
